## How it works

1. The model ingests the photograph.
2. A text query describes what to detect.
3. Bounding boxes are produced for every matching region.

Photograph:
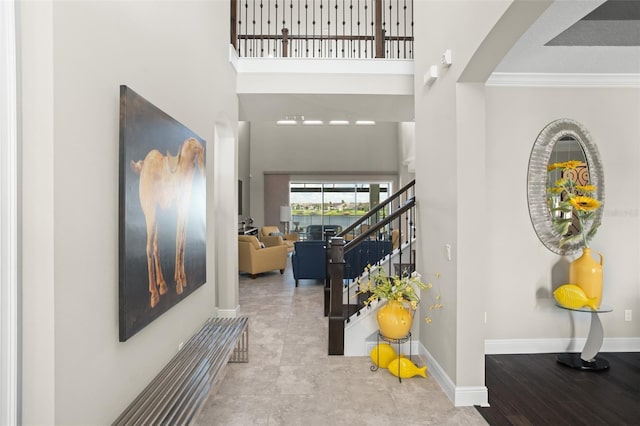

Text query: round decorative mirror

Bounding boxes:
[527,119,605,255]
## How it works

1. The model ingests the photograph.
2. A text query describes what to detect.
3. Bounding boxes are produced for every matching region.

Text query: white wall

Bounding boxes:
[19,1,55,422]
[19,1,238,424]
[413,0,513,394]
[249,121,399,226]
[398,122,415,185]
[415,0,638,407]
[485,86,640,342]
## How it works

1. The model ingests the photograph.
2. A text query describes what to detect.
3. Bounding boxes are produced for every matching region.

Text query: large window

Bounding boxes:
[290,182,390,234]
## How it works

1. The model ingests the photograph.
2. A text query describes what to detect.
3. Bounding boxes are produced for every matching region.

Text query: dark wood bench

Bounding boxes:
[113,317,249,425]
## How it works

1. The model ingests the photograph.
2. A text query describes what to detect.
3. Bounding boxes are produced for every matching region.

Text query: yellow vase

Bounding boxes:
[569,247,604,309]
[377,300,413,339]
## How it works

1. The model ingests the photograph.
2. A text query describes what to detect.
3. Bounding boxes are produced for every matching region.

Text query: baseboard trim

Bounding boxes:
[455,386,490,408]
[485,337,640,355]
[419,343,488,407]
[216,306,241,318]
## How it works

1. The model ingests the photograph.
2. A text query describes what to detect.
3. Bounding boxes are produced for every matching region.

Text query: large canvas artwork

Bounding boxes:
[119,85,206,341]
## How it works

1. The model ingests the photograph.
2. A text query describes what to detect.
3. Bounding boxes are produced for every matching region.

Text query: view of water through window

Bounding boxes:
[289,182,391,234]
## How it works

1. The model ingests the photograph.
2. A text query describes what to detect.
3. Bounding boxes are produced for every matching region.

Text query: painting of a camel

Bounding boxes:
[119,86,206,341]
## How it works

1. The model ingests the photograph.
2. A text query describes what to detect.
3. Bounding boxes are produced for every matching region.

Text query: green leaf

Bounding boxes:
[560,234,583,247]
[587,222,601,239]
[554,220,571,236]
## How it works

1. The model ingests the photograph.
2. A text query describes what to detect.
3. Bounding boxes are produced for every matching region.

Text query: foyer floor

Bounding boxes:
[194,257,487,425]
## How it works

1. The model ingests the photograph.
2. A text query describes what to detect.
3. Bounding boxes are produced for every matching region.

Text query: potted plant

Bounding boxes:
[356,266,441,339]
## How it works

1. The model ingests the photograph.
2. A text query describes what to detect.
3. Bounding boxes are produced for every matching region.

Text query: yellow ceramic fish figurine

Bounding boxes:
[370,343,398,369]
[387,357,427,379]
[553,284,598,310]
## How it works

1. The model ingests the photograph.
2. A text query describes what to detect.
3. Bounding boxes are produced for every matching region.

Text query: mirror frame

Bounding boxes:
[527,118,605,255]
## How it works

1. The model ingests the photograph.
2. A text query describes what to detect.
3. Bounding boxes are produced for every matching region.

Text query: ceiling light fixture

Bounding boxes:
[355,120,376,125]
[276,119,297,125]
[329,120,350,125]
[303,120,323,125]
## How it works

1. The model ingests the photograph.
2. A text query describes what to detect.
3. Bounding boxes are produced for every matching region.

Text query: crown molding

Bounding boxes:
[487,72,640,88]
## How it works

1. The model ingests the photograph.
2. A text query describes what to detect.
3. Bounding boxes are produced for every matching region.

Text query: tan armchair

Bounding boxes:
[238,235,288,278]
[259,226,299,253]
[392,229,400,250]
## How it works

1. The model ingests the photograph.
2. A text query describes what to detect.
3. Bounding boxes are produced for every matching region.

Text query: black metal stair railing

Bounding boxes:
[326,180,415,355]
[230,0,414,59]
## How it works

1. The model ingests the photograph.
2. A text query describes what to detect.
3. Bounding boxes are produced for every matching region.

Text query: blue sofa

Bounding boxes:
[292,241,327,287]
[293,239,392,284]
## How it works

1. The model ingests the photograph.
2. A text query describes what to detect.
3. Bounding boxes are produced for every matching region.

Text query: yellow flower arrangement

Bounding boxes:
[355,266,442,324]
[547,160,602,247]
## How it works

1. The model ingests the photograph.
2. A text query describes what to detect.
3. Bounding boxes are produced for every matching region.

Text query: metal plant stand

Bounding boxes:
[371,332,411,382]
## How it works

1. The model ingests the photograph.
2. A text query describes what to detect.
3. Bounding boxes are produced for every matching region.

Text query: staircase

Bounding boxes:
[342,241,417,356]
[325,180,416,355]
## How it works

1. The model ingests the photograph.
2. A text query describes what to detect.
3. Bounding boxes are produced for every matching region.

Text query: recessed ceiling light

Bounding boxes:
[329,120,350,125]
[355,120,376,125]
[277,119,297,125]
[303,120,323,125]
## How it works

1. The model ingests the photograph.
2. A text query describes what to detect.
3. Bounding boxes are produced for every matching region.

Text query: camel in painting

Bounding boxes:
[131,137,204,308]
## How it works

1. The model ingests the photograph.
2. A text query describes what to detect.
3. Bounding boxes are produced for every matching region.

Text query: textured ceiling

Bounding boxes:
[547,0,640,46]
[496,0,640,73]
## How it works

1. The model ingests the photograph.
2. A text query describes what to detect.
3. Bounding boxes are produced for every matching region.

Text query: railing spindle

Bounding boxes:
[291,0,296,56]
[232,0,412,58]
[282,27,289,56]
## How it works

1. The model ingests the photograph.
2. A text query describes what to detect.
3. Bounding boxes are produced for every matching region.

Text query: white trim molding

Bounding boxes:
[228,44,239,71]
[216,306,241,318]
[236,57,414,75]
[0,0,19,424]
[419,343,489,407]
[485,337,640,355]
[487,72,640,88]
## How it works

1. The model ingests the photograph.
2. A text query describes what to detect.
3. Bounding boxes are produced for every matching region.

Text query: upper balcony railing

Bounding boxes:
[231,0,413,59]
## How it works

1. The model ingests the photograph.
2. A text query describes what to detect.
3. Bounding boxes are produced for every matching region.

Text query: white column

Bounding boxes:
[0,0,19,423]
[213,120,241,316]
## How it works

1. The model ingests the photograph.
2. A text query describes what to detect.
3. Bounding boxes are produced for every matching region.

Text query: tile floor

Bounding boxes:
[195,259,487,425]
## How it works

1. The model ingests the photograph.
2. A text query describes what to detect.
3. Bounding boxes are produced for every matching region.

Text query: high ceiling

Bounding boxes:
[239,1,640,123]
